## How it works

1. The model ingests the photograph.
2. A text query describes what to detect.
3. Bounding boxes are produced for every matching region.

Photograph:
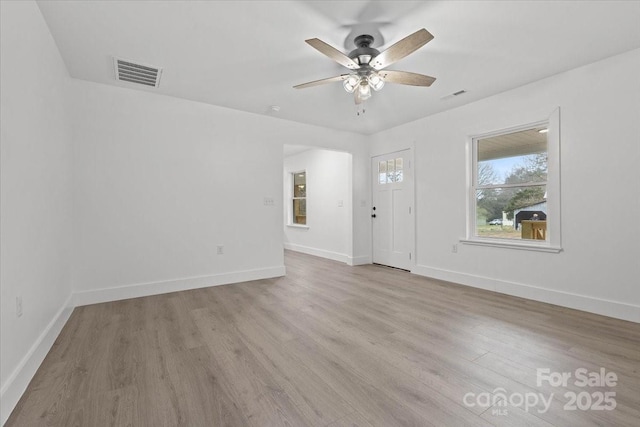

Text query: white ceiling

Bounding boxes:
[283,144,314,158]
[37,1,640,135]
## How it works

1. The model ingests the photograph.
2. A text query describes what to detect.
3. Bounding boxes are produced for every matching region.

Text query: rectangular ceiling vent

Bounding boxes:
[114,57,162,88]
[440,89,468,101]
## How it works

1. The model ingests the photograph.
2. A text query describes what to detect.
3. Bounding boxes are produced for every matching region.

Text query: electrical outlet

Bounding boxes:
[452,244,458,253]
[217,245,224,255]
[16,296,23,317]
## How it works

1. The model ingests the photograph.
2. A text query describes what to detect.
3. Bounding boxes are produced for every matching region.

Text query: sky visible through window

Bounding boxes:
[491,157,520,181]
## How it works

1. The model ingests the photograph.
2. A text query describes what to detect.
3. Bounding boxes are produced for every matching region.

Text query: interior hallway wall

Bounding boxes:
[284,149,352,263]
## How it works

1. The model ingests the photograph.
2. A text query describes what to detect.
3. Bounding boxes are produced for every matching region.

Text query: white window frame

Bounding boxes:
[289,170,308,227]
[462,109,562,252]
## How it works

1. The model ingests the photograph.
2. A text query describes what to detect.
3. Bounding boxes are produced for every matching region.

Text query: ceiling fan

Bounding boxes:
[294,28,436,105]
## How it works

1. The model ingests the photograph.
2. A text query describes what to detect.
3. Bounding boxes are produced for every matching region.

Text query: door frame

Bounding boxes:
[370,146,416,271]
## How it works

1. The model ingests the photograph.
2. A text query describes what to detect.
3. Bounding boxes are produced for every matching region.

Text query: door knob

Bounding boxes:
[372,206,376,210]
[371,214,376,218]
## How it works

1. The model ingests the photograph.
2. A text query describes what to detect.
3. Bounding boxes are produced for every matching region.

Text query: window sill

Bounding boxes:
[287,224,309,230]
[460,238,562,253]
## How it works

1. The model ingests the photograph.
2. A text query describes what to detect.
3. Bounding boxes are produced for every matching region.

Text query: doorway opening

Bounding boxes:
[283,145,353,264]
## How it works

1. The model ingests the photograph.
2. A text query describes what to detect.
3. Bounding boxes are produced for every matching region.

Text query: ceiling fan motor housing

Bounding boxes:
[349,34,380,67]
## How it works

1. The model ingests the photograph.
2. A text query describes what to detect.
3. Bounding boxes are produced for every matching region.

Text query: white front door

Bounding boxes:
[371,149,414,270]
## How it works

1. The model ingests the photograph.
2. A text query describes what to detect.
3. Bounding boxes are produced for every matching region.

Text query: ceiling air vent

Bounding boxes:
[114,57,162,87]
[440,89,468,101]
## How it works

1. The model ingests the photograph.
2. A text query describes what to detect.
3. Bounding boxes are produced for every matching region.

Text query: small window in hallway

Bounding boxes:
[292,171,306,224]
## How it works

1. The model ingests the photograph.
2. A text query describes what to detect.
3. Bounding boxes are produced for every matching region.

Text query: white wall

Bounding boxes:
[0,1,75,423]
[370,49,640,322]
[70,80,369,303]
[350,144,373,265]
[284,149,351,262]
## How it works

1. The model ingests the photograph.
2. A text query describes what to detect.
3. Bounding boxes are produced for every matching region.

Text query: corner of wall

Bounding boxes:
[1,295,74,425]
[72,266,286,307]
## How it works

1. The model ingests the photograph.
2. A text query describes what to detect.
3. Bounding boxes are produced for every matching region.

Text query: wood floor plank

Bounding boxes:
[480,404,556,427]
[6,250,640,426]
[64,385,139,427]
[164,346,251,426]
[222,293,357,425]
[283,336,435,426]
[191,304,311,426]
[255,279,493,416]
[129,328,186,426]
[198,283,357,425]
[327,411,375,427]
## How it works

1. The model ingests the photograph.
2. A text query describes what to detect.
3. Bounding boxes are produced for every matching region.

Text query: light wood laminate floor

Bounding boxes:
[6,251,640,426]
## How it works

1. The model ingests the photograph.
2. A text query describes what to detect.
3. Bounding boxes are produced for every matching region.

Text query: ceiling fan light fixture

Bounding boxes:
[367,72,385,91]
[355,81,372,103]
[343,74,360,93]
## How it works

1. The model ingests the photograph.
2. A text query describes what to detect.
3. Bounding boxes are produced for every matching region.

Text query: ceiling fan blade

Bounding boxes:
[379,70,436,87]
[305,38,361,70]
[370,28,434,70]
[293,74,349,89]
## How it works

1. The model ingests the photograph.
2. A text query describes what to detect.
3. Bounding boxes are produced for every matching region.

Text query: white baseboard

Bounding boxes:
[347,255,371,266]
[412,265,640,323]
[73,266,286,307]
[1,295,74,426]
[284,243,349,264]
[282,242,370,266]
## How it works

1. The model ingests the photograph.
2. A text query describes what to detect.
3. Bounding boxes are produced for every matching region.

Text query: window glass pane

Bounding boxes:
[292,171,306,224]
[475,185,547,240]
[293,199,306,224]
[477,127,548,186]
[395,157,403,182]
[387,159,395,183]
[378,161,387,184]
[293,172,306,197]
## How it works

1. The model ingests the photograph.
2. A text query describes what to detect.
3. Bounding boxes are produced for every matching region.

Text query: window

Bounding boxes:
[292,171,306,225]
[378,157,404,184]
[466,110,561,252]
